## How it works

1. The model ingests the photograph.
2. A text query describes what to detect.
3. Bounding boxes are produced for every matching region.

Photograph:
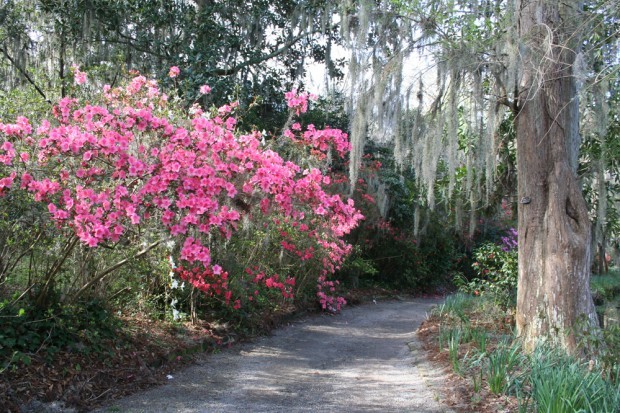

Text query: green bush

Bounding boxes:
[455,236,518,309]
[355,217,461,291]
[591,270,620,303]
[0,296,121,368]
[602,325,620,380]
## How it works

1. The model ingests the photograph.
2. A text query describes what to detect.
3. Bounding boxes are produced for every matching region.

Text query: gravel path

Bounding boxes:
[95,298,454,413]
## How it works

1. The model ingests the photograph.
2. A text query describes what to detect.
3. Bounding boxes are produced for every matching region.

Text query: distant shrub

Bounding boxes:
[455,228,518,309]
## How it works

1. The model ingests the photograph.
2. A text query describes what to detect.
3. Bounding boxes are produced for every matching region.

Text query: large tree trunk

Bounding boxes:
[515,0,598,355]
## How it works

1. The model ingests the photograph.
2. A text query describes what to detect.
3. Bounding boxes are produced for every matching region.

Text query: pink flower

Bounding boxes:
[0,174,15,191]
[284,89,316,115]
[1,141,13,152]
[72,64,87,85]
[0,76,363,316]
[168,66,180,78]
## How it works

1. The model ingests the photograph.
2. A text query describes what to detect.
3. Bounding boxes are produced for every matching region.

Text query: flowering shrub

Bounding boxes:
[500,227,518,252]
[317,275,346,312]
[71,64,88,85]
[455,228,518,309]
[284,89,316,115]
[0,69,362,313]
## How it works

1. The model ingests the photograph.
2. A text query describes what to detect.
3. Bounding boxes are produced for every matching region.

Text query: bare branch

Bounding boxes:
[0,46,51,104]
[70,239,162,301]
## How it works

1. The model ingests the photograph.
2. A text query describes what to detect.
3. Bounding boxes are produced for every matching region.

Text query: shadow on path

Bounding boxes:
[95,298,454,413]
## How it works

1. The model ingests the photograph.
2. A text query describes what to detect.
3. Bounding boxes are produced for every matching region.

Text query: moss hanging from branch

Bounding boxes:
[340,0,507,235]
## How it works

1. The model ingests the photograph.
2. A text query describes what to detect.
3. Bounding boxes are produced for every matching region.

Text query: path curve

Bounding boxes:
[96,298,453,413]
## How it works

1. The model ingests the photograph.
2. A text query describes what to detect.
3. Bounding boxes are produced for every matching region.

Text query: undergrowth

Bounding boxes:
[431,294,620,412]
[0,298,121,372]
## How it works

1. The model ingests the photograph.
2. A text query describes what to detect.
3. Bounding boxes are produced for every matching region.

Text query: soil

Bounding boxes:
[416,316,521,413]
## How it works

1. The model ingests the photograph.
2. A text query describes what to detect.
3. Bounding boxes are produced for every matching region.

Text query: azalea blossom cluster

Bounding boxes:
[284,123,351,160]
[501,228,518,252]
[71,64,88,85]
[282,90,351,160]
[0,71,362,311]
[284,89,316,115]
[317,275,346,312]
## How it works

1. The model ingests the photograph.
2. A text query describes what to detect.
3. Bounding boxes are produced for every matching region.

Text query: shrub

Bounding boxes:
[455,228,518,309]
[0,70,362,316]
[352,216,460,290]
[0,298,120,367]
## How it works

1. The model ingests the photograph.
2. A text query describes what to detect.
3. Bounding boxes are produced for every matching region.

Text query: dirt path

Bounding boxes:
[95,298,454,413]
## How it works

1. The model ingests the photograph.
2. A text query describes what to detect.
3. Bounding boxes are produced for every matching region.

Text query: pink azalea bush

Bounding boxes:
[71,64,88,85]
[0,70,362,313]
[284,89,316,115]
[168,66,180,78]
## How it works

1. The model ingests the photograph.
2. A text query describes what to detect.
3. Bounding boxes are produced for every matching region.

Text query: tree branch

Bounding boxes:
[0,230,44,283]
[71,239,162,301]
[0,46,52,104]
[109,31,171,60]
[206,29,320,77]
[35,236,79,307]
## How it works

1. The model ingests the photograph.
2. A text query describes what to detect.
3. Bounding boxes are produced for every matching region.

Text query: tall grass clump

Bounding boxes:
[432,292,620,412]
[527,346,620,413]
[448,329,462,374]
[487,339,524,394]
[433,292,475,322]
[470,327,488,353]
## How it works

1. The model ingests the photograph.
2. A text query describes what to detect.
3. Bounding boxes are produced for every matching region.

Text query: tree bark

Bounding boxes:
[515,0,598,355]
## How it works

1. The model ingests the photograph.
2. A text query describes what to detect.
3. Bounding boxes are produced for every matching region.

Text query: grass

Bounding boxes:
[591,270,620,300]
[448,329,462,374]
[433,292,475,322]
[487,339,523,394]
[527,347,620,413]
[431,293,620,412]
[470,327,488,353]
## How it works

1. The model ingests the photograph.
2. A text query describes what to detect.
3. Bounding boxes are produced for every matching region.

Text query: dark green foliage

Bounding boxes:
[353,216,460,290]
[299,93,349,133]
[338,143,462,291]
[588,270,620,376]
[0,189,50,286]
[602,325,620,379]
[2,0,342,133]
[591,272,620,304]
[455,241,518,309]
[0,296,120,367]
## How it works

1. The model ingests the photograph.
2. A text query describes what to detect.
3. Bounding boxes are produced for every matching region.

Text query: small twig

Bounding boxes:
[88,388,112,401]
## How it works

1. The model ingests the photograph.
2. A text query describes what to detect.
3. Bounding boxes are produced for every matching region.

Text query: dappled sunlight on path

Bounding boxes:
[96,299,454,413]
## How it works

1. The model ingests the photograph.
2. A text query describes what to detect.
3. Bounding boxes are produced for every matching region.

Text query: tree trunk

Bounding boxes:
[515,0,598,355]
